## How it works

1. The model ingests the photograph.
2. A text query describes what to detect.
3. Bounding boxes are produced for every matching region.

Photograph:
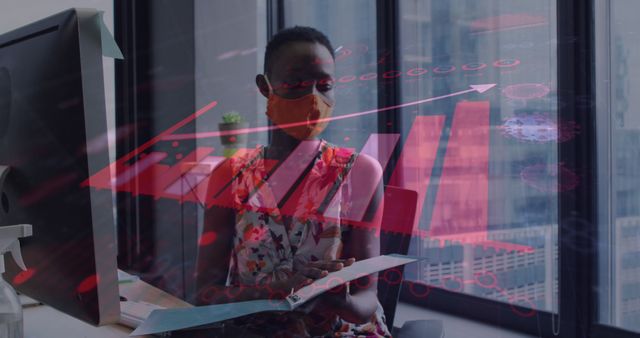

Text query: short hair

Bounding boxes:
[263,26,335,75]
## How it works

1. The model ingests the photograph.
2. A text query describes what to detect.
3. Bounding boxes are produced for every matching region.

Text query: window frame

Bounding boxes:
[556,0,598,337]
[390,0,563,332]
[388,0,593,335]
[352,0,604,337]
[114,0,155,272]
[395,1,638,336]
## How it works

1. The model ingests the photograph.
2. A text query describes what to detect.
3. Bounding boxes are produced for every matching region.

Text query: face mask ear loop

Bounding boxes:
[312,83,333,108]
[263,74,274,97]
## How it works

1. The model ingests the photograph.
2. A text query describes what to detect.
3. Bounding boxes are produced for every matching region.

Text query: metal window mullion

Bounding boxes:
[376,0,400,186]
[265,0,283,146]
[114,0,155,272]
[266,0,284,40]
[557,0,597,337]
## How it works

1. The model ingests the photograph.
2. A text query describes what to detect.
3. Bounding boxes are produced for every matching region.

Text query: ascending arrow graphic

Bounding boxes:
[163,83,497,141]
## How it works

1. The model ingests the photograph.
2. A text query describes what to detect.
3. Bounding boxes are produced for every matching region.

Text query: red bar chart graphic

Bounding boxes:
[82,84,533,252]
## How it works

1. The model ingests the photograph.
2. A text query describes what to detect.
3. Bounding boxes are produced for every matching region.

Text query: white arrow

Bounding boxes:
[163,84,498,141]
[470,83,497,93]
[342,83,498,119]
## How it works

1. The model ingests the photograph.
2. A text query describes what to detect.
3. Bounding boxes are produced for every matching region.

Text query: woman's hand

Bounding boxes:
[301,258,356,317]
[267,258,355,299]
[297,258,355,279]
[267,273,314,298]
[305,278,353,327]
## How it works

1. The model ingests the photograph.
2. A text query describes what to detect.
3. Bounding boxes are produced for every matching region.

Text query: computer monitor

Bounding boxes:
[0,9,119,325]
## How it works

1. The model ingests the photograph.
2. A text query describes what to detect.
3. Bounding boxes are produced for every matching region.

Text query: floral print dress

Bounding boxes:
[225,140,391,338]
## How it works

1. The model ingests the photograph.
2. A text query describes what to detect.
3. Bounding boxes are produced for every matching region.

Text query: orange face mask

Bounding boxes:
[264,75,333,140]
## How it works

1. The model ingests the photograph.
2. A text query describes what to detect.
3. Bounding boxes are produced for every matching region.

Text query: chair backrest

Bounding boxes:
[377,185,418,329]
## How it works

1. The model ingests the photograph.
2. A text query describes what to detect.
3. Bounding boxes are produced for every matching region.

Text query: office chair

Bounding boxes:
[377,186,444,338]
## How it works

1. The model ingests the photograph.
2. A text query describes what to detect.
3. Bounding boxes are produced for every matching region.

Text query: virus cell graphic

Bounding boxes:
[520,163,580,192]
[499,113,580,143]
[493,59,521,68]
[502,83,550,100]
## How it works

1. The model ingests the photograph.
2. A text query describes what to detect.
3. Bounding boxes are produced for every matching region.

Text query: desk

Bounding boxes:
[23,278,191,338]
[24,304,138,338]
[23,303,258,338]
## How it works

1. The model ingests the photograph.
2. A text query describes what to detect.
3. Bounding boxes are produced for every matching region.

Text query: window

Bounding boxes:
[597,0,640,333]
[397,0,559,316]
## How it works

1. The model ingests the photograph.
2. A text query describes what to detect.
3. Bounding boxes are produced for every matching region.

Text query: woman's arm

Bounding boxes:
[194,160,241,304]
[194,160,276,304]
[315,154,384,324]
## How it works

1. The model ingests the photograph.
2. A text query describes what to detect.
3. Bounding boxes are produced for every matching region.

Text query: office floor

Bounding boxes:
[395,302,537,338]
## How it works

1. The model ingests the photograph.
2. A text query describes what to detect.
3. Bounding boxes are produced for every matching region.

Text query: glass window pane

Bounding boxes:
[283,0,378,147]
[398,0,559,315]
[195,0,269,151]
[597,0,640,333]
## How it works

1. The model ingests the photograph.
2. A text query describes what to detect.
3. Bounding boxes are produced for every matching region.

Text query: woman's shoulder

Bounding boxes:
[321,141,381,176]
[319,140,357,168]
[229,146,264,169]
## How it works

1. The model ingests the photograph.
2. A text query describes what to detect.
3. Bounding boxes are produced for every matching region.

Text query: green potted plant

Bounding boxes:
[219,111,249,155]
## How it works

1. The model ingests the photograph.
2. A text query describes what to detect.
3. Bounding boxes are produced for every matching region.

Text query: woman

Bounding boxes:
[196,26,389,337]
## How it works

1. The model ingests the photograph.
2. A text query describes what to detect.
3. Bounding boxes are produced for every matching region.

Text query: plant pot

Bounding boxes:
[218,122,249,146]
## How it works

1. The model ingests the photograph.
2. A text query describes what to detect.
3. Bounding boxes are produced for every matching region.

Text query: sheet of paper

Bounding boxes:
[131,254,418,336]
[130,299,290,336]
[286,254,417,308]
